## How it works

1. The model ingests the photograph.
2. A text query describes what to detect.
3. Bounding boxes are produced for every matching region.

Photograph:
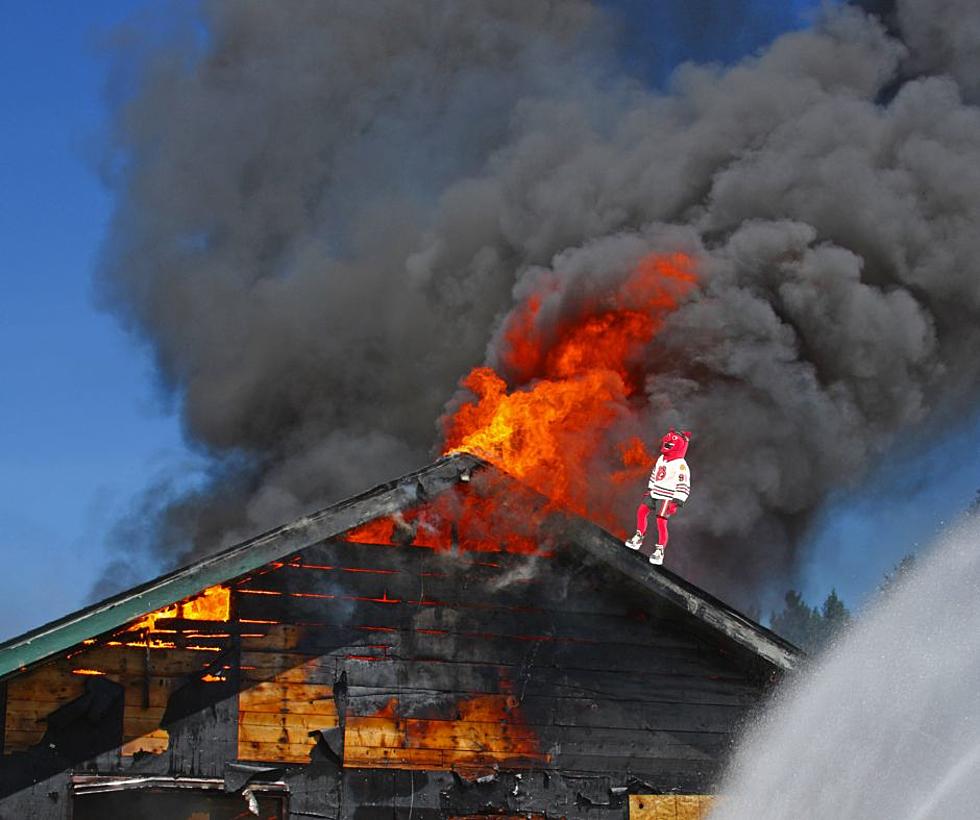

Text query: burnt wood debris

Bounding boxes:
[0,455,800,819]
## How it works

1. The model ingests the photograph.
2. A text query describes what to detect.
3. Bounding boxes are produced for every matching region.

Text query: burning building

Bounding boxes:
[0,455,798,819]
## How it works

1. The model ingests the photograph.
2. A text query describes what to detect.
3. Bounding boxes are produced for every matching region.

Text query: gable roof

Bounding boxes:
[0,454,800,680]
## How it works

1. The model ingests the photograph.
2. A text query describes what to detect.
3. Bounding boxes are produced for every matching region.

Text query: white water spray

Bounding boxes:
[712,518,980,820]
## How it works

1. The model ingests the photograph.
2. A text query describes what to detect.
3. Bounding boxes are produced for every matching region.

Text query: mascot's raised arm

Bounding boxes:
[625,429,692,566]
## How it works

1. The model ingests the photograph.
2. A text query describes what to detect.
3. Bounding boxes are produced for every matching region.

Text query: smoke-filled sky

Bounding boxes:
[2,0,979,638]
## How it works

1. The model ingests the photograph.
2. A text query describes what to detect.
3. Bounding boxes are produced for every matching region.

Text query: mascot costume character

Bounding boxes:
[625,429,692,565]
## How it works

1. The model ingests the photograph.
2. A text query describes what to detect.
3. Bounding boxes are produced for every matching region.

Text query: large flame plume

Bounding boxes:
[443,252,697,533]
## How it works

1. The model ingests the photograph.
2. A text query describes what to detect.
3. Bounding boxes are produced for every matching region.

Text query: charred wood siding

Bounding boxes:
[0,513,779,817]
[238,653,338,763]
[230,535,762,790]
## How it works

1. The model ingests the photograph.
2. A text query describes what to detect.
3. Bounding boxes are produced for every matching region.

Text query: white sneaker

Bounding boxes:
[649,546,665,565]
[625,531,644,550]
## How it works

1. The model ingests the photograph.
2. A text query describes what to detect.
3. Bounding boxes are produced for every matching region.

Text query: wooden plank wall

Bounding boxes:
[1,584,238,770]
[238,649,337,763]
[629,794,715,819]
[1,492,765,816]
[2,645,230,758]
[230,532,760,787]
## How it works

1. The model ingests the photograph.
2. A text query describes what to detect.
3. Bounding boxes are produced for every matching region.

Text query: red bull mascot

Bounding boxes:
[625,429,692,565]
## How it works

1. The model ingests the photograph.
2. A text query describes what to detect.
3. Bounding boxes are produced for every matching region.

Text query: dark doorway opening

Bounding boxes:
[73,782,286,820]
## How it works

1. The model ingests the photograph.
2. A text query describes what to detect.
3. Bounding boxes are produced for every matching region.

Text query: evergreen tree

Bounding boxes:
[813,589,850,651]
[770,590,821,651]
[770,588,851,654]
[821,588,849,624]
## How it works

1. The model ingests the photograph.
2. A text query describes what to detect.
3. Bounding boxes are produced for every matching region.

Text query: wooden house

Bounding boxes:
[0,454,799,819]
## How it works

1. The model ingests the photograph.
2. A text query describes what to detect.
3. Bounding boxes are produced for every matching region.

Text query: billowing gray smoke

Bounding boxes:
[96,0,980,605]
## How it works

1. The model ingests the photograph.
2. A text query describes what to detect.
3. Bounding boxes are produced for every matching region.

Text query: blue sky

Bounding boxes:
[0,1,976,641]
[0,3,200,640]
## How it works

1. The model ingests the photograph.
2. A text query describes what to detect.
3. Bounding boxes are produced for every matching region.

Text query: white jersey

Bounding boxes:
[648,455,691,503]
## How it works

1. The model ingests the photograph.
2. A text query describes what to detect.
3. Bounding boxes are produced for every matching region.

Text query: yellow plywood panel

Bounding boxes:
[3,610,235,754]
[3,666,86,751]
[238,710,337,751]
[237,657,337,763]
[3,642,218,753]
[237,739,315,763]
[675,795,710,819]
[630,794,673,820]
[238,681,336,714]
[340,693,549,772]
[629,795,715,820]
[239,711,336,731]
[4,728,46,748]
[237,721,320,747]
[6,667,86,705]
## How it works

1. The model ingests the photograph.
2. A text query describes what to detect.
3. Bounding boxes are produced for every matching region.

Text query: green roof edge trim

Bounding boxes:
[0,453,482,680]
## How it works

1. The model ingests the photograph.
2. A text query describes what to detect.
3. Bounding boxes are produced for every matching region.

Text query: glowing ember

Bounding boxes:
[444,252,697,532]
[346,517,397,545]
[128,585,231,634]
[346,480,548,555]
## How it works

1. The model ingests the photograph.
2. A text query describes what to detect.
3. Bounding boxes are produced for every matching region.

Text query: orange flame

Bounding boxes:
[444,252,696,532]
[346,480,547,555]
[129,585,231,633]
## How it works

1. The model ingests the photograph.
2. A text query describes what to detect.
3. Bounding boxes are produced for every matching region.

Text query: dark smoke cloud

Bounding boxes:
[97,0,613,573]
[97,0,980,605]
[896,0,980,102]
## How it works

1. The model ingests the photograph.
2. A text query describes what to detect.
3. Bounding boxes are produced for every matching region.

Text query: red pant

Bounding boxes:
[636,496,677,548]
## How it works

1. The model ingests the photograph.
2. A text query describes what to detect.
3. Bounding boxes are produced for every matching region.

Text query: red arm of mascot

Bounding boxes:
[625,429,692,565]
